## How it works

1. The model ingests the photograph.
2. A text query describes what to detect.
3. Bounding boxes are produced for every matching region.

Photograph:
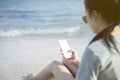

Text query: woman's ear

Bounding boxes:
[91,10,99,20]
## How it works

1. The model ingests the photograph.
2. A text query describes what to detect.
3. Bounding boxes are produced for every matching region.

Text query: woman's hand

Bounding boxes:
[62,49,80,67]
[68,49,80,64]
[61,49,80,77]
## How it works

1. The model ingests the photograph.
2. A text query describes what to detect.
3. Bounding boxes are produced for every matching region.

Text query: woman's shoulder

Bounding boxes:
[82,39,105,61]
[86,39,111,63]
[88,39,106,54]
[114,33,120,42]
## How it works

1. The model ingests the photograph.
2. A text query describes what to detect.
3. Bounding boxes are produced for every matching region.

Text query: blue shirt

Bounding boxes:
[76,34,120,80]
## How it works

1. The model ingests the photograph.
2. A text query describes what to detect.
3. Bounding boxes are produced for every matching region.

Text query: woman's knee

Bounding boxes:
[50,60,62,66]
[49,60,63,69]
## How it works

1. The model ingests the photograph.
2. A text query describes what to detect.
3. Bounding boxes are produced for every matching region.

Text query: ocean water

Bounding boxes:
[0,0,93,38]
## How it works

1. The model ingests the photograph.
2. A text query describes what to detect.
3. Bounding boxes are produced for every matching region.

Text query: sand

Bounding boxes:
[0,37,89,80]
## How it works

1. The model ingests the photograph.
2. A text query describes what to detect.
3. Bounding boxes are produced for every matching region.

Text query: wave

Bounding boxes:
[0,9,82,19]
[0,26,81,38]
[0,9,82,25]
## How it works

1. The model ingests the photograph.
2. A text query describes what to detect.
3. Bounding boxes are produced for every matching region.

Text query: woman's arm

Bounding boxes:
[62,49,80,77]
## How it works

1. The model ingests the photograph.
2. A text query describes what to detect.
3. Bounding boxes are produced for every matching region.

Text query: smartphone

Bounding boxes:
[58,39,72,58]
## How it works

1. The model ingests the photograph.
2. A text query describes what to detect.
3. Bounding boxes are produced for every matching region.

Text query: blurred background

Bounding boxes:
[0,0,94,80]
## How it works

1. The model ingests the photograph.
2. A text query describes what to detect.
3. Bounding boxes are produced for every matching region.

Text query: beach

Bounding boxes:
[0,0,92,80]
[0,37,90,80]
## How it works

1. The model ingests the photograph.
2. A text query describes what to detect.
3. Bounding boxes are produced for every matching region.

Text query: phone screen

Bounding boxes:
[58,39,72,58]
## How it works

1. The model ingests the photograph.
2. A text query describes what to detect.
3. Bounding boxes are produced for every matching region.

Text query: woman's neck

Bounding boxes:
[96,17,109,34]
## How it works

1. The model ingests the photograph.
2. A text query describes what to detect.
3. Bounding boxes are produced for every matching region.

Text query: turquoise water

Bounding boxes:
[0,0,92,38]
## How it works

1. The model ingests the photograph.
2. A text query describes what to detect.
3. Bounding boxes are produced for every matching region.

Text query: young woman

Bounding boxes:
[24,0,120,80]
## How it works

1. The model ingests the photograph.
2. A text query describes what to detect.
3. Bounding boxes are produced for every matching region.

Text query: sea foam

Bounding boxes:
[0,26,81,38]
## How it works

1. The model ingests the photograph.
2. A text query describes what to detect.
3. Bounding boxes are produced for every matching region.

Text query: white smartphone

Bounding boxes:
[58,39,72,58]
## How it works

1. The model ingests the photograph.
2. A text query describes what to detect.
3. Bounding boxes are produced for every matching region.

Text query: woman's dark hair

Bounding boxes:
[85,0,120,24]
[84,0,120,53]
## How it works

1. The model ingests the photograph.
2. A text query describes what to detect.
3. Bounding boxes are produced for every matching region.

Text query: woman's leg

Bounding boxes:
[31,62,55,80]
[32,60,75,80]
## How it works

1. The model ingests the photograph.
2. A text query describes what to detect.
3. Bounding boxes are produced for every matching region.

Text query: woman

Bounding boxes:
[23,0,120,80]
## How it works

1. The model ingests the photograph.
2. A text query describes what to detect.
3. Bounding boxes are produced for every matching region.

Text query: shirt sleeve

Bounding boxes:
[76,47,101,80]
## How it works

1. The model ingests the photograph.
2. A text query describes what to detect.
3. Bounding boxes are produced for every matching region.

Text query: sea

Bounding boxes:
[0,0,93,39]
